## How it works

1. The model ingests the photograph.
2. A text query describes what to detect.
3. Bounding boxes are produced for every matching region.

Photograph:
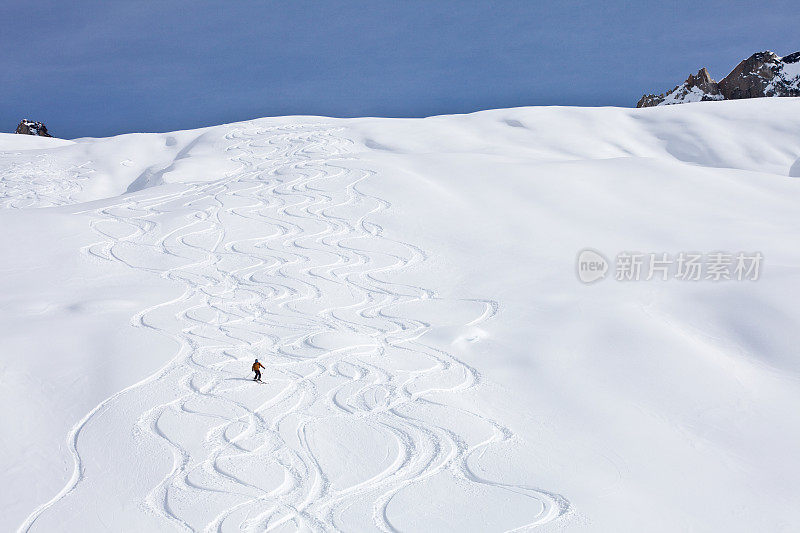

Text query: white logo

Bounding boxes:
[576,249,608,284]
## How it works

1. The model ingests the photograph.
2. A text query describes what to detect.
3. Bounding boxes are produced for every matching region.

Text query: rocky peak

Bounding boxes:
[688,67,715,87]
[15,119,52,137]
[637,51,800,107]
[719,51,788,99]
[636,68,723,108]
[685,67,723,97]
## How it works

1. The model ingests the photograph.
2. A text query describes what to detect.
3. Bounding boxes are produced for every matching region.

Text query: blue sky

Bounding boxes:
[2,1,797,138]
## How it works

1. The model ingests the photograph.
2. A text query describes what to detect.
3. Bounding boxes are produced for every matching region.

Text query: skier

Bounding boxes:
[252,359,264,382]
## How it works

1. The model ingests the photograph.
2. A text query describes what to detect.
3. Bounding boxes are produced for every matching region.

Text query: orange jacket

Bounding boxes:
[252,362,264,371]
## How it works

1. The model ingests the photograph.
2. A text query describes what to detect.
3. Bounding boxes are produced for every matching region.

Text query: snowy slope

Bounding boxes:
[2,99,800,532]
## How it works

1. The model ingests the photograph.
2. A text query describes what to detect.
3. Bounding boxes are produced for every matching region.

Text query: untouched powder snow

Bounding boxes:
[2,98,800,532]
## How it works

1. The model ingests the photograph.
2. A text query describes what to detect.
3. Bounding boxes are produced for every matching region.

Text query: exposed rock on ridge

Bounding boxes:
[15,119,52,137]
[637,51,800,107]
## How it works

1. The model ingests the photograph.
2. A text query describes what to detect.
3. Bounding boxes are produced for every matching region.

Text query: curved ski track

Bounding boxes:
[0,153,92,208]
[18,123,569,532]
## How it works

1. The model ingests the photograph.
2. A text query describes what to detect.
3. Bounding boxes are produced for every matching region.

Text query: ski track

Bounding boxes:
[14,123,569,532]
[0,153,92,208]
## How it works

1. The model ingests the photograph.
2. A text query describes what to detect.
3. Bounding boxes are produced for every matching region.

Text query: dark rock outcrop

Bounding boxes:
[637,51,800,107]
[636,94,665,108]
[688,68,723,97]
[15,119,52,137]
[718,51,800,100]
[637,68,723,108]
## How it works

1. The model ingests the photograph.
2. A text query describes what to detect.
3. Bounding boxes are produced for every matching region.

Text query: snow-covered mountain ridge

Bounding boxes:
[2,99,800,532]
[637,51,800,107]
